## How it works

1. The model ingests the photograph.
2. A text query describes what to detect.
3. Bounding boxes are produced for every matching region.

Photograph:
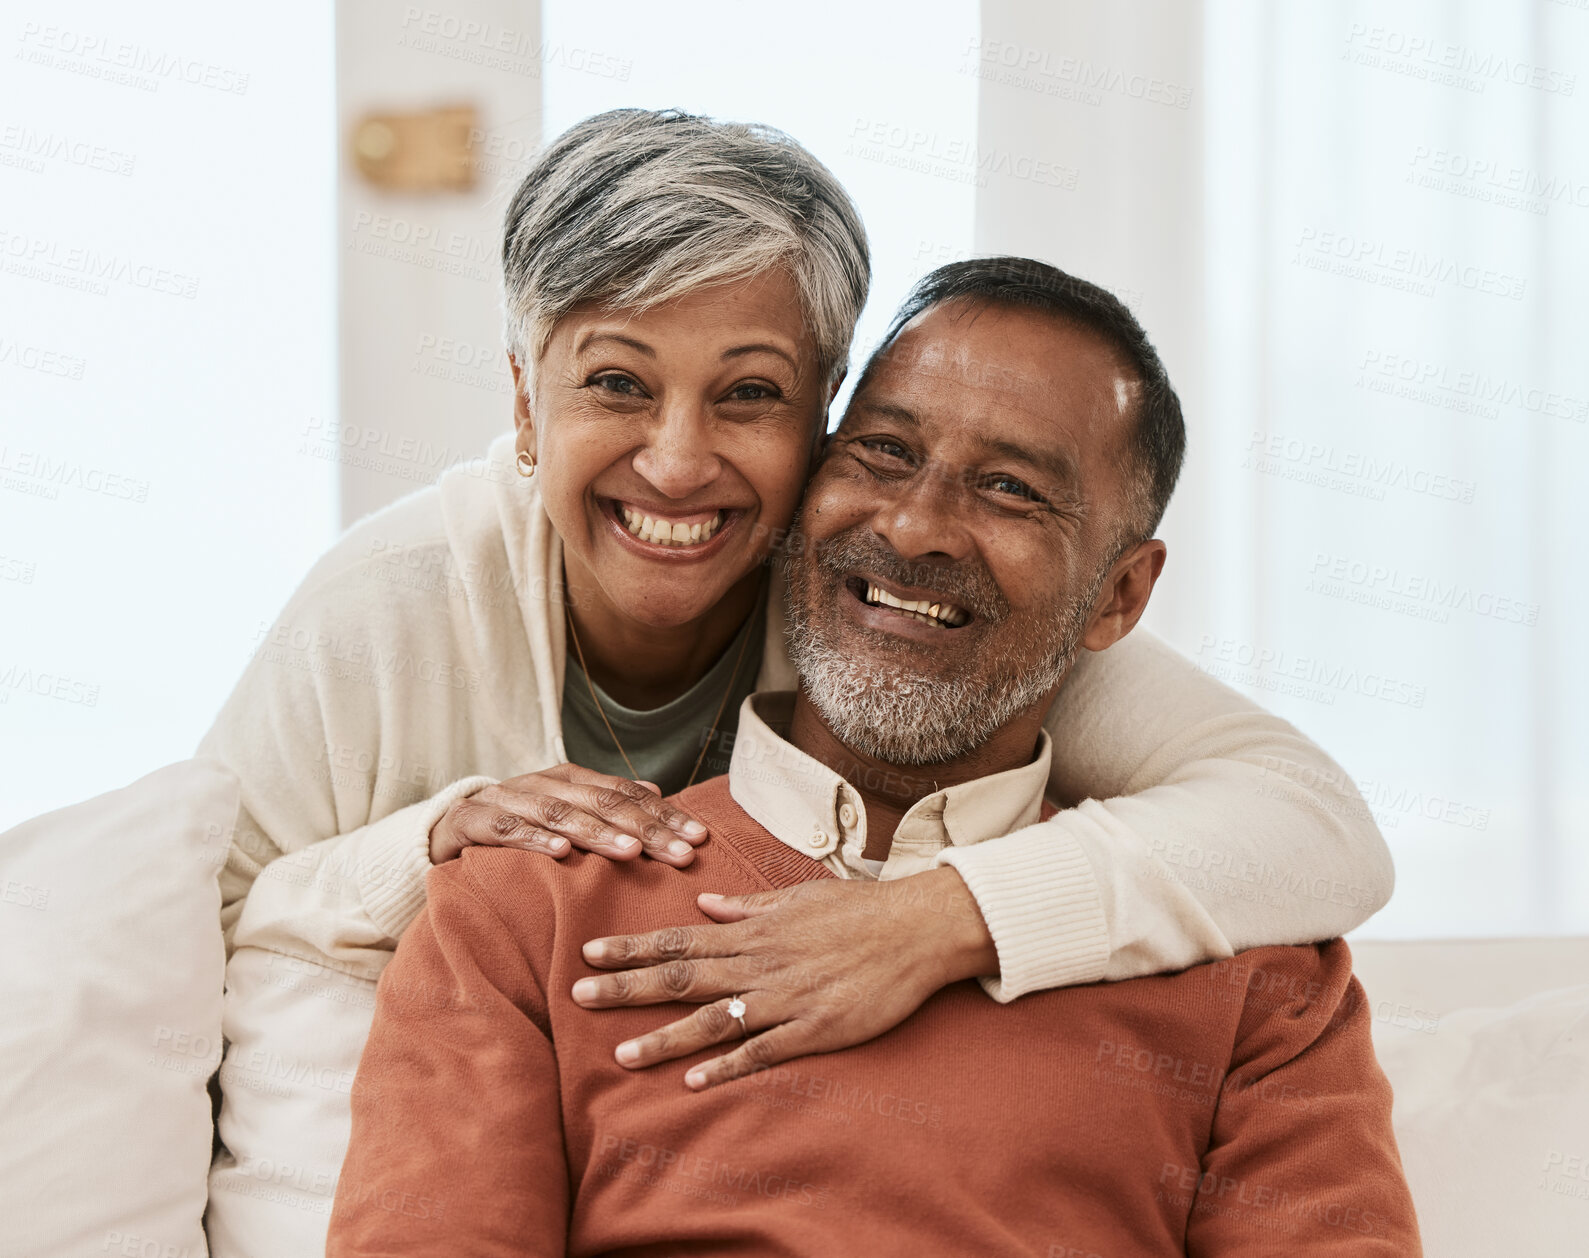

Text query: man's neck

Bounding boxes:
[787,692,1050,860]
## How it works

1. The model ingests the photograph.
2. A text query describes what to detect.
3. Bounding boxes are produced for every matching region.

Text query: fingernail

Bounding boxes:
[684,1069,707,1089]
[615,1041,640,1065]
[615,836,641,853]
[571,979,598,1002]
[679,820,707,837]
[667,840,692,858]
[548,837,568,852]
[582,940,606,962]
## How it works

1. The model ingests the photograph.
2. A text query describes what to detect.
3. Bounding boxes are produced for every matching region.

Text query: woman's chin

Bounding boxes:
[561,516,772,632]
[599,586,751,631]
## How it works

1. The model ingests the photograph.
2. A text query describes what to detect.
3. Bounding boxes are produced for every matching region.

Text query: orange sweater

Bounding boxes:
[328,776,1419,1256]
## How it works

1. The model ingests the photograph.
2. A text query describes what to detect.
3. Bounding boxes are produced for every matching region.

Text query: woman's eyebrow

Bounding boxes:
[577,331,655,357]
[721,343,798,370]
[574,333,796,370]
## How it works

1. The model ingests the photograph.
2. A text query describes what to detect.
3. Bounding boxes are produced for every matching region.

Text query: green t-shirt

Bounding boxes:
[559,603,765,796]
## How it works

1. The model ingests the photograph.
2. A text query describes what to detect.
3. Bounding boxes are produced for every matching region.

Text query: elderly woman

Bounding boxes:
[202,109,1390,1245]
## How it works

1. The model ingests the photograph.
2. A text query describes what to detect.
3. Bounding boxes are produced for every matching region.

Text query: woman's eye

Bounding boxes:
[590,373,643,397]
[726,382,779,402]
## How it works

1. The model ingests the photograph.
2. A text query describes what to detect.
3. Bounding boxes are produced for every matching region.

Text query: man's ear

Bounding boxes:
[509,354,537,460]
[1081,538,1168,652]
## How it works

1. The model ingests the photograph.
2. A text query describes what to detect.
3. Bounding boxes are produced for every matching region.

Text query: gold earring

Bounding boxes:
[516,450,537,478]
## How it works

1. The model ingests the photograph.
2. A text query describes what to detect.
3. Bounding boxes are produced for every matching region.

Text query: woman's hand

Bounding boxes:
[428,764,709,866]
[570,866,1000,1088]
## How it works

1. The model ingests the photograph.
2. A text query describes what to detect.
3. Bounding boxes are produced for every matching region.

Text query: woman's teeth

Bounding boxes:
[620,506,724,548]
[863,582,970,628]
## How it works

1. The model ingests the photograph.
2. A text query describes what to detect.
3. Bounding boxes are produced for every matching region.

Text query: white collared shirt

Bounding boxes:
[726,692,1053,882]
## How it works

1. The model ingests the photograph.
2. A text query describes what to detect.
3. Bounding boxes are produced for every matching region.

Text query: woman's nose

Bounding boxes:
[630,405,724,500]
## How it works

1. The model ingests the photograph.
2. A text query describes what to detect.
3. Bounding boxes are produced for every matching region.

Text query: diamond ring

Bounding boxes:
[727,995,748,1037]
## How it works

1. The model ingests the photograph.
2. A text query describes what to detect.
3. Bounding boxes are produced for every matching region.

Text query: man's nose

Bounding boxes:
[630,403,723,500]
[868,463,976,562]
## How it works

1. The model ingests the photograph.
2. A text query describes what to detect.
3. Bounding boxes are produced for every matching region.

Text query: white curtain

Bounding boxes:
[1195,0,1586,936]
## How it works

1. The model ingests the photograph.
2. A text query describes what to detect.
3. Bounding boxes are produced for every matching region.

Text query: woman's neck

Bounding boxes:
[562,562,764,710]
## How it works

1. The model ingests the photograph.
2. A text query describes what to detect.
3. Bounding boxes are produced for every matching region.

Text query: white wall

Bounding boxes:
[1,3,337,828]
[335,0,541,526]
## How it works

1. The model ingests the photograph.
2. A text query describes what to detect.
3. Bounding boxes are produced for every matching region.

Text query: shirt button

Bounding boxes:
[838,803,858,829]
[807,831,828,850]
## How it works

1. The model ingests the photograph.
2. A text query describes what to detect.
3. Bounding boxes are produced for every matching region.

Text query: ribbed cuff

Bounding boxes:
[936,819,1111,1003]
[358,775,498,941]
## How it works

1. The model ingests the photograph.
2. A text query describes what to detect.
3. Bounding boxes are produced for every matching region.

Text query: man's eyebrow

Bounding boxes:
[577,331,655,358]
[978,436,1081,493]
[850,398,1079,492]
[850,399,921,428]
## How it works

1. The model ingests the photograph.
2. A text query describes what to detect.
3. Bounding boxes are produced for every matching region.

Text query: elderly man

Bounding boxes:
[327,258,1419,1256]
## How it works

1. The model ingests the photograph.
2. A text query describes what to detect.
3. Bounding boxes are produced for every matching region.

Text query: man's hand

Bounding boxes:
[428,765,708,866]
[571,866,1000,1089]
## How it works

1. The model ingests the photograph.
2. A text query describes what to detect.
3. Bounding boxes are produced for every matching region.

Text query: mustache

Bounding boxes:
[800,524,1011,623]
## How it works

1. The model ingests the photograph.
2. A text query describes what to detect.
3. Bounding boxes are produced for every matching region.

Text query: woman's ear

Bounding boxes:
[509,354,537,459]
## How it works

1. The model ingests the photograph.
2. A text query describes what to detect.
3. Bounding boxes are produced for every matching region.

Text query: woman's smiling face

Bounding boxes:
[516,270,829,629]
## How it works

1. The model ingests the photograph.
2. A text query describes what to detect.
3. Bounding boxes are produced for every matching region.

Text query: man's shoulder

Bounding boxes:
[1218,939,1354,1002]
[449,842,590,917]
[1208,939,1363,1048]
[425,845,582,969]
[446,830,765,939]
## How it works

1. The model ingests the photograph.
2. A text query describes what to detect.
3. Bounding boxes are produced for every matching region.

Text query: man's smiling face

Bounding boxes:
[783,296,1147,765]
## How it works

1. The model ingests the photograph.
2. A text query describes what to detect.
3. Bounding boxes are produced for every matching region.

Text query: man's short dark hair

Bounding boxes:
[857,256,1186,547]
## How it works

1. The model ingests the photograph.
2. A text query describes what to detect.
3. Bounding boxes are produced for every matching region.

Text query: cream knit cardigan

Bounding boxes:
[200,433,1391,1251]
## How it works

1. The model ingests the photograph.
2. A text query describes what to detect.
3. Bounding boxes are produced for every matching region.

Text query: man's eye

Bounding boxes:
[987,474,1046,503]
[859,437,911,461]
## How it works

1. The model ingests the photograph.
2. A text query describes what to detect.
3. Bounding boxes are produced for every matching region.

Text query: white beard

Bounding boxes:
[785,582,1097,767]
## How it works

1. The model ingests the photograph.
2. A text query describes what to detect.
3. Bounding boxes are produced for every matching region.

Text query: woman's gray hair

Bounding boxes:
[501,108,870,389]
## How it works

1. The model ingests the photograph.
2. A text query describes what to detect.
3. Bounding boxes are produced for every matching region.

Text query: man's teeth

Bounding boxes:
[620,506,724,547]
[863,582,969,627]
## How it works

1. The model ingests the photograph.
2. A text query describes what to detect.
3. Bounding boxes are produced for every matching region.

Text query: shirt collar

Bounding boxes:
[728,692,1052,876]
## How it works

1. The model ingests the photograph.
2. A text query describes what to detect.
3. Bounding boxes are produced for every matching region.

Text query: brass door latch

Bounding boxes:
[352,105,478,192]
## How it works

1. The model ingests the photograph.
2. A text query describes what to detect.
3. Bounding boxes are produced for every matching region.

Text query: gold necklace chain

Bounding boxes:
[564,595,758,791]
